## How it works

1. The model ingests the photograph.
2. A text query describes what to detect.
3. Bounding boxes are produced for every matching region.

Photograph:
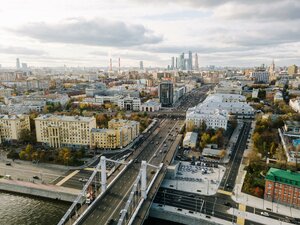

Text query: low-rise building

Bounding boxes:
[183,132,198,149]
[0,87,13,97]
[283,121,300,138]
[35,114,96,148]
[289,98,300,113]
[0,114,30,143]
[274,91,284,102]
[140,100,161,112]
[265,168,300,208]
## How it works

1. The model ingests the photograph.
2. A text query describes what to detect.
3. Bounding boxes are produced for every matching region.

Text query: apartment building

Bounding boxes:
[186,109,228,130]
[108,119,140,147]
[90,128,122,149]
[90,119,140,149]
[265,168,300,208]
[0,114,30,143]
[35,114,96,148]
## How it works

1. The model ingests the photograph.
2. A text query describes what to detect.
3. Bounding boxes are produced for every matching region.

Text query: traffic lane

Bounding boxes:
[222,123,251,192]
[158,186,239,210]
[81,120,178,224]
[155,190,235,213]
[245,219,266,225]
[154,195,236,222]
[254,207,295,223]
[83,167,139,225]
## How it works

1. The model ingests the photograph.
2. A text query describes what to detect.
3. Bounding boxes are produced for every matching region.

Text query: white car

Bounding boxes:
[260,212,269,217]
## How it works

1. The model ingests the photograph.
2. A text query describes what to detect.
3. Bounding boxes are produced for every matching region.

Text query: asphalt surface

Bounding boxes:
[154,187,237,223]
[78,119,183,225]
[219,121,251,192]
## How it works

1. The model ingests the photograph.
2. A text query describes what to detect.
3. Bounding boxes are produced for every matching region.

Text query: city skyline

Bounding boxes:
[0,0,300,67]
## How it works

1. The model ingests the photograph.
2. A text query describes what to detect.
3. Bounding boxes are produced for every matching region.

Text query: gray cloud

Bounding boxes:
[130,0,284,8]
[215,1,300,21]
[0,45,46,55]
[12,18,163,47]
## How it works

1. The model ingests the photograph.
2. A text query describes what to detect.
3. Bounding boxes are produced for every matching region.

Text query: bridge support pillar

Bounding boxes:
[101,156,107,193]
[141,160,147,199]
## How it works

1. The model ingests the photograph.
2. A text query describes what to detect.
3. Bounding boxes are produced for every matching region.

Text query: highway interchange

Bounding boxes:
[78,119,183,225]
[58,84,300,225]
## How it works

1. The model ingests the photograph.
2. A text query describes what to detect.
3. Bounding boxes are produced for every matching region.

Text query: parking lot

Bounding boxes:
[161,161,226,195]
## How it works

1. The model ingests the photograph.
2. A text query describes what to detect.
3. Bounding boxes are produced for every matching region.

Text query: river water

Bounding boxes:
[0,192,70,225]
[0,192,183,225]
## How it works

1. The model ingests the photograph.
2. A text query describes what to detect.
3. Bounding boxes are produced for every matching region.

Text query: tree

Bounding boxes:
[19,129,36,143]
[218,150,226,159]
[200,133,211,149]
[19,151,27,160]
[199,121,207,132]
[58,148,71,165]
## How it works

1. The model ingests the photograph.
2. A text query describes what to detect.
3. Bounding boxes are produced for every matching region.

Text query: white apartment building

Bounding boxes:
[35,115,96,148]
[117,95,141,111]
[0,114,30,143]
[92,94,141,111]
[250,71,270,83]
[186,93,254,130]
[186,109,228,130]
[289,98,300,113]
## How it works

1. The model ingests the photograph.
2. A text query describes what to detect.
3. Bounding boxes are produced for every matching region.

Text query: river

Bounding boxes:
[0,192,70,225]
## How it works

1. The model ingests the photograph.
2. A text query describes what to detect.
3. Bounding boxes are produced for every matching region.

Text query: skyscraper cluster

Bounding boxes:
[168,51,199,71]
[16,58,28,70]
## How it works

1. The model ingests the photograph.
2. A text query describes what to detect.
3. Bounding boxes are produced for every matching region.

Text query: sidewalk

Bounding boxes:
[232,161,300,218]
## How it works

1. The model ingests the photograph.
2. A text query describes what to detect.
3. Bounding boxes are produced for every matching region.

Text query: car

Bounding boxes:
[224,202,232,207]
[106,219,115,225]
[153,154,157,157]
[33,176,40,180]
[5,162,11,166]
[260,212,269,217]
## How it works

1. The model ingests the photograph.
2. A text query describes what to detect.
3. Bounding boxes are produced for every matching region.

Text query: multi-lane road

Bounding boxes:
[219,121,251,192]
[77,119,183,225]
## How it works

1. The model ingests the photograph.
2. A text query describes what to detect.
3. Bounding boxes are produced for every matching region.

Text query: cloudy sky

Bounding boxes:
[0,0,300,68]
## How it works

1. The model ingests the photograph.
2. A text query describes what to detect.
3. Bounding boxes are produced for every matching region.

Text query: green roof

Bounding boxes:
[266,168,300,188]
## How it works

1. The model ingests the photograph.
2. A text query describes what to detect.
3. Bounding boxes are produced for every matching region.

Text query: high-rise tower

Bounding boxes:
[195,53,199,70]
[16,58,21,69]
[109,58,112,71]
[188,51,193,70]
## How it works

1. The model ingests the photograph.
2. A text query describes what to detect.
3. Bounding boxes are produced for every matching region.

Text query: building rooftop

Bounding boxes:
[284,120,300,127]
[266,168,300,188]
[35,114,95,122]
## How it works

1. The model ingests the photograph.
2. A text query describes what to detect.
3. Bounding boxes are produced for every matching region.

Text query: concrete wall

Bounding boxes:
[0,179,81,203]
[150,206,221,225]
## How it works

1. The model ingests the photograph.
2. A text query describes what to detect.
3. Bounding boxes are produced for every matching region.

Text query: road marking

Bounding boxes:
[237,203,246,225]
[56,170,80,186]
[217,189,232,196]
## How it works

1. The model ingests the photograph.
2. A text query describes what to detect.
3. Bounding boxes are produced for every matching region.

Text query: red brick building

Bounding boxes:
[265,168,300,208]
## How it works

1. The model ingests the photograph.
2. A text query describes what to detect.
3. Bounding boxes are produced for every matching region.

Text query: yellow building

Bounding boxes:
[0,114,30,143]
[90,128,122,149]
[288,64,298,76]
[35,114,96,148]
[108,119,140,146]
